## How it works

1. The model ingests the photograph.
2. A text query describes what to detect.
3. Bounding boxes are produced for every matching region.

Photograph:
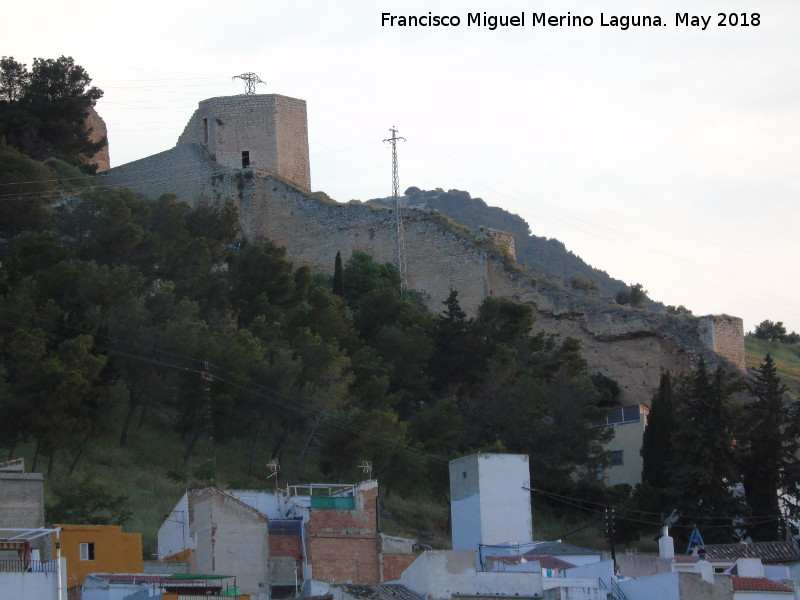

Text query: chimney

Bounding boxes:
[659,527,675,559]
[694,559,714,584]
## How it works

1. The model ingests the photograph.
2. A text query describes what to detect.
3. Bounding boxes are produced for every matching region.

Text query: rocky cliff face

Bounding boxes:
[85,105,109,171]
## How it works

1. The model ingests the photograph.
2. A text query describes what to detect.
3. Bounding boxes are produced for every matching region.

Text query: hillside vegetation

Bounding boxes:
[3,58,799,558]
[746,336,800,397]
[1,147,621,556]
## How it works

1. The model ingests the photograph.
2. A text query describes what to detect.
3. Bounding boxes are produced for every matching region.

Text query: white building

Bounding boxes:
[449,453,533,554]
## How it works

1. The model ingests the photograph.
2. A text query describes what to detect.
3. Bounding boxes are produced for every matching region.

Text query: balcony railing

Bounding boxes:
[0,560,58,573]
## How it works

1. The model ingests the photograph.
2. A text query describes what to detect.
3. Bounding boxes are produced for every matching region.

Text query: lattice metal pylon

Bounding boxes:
[384,127,407,291]
[232,72,265,95]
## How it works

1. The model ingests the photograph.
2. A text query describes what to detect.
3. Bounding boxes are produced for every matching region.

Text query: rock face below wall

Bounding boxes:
[99,157,745,407]
[85,105,109,172]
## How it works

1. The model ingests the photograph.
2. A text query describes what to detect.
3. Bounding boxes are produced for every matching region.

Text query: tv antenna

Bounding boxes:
[383,127,407,291]
[266,459,280,486]
[358,460,373,480]
[232,72,265,95]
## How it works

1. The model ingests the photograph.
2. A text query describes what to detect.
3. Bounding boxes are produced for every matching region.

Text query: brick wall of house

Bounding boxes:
[381,553,418,582]
[306,482,381,584]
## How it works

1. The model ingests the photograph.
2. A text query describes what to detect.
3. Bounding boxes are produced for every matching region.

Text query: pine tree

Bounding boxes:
[740,354,788,540]
[669,360,744,543]
[641,371,675,489]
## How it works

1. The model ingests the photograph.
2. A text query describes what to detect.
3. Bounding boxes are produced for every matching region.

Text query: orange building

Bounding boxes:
[53,524,142,588]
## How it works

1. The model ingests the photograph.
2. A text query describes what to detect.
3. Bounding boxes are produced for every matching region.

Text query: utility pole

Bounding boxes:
[202,361,215,463]
[605,505,618,573]
[232,72,265,95]
[384,127,407,292]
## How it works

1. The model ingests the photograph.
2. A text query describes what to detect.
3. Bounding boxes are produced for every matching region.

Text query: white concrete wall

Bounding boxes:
[565,560,615,584]
[0,559,66,599]
[617,571,681,600]
[157,491,189,559]
[558,554,603,567]
[449,454,532,552]
[543,578,601,591]
[189,490,269,600]
[399,550,542,600]
[230,489,286,519]
[543,585,609,600]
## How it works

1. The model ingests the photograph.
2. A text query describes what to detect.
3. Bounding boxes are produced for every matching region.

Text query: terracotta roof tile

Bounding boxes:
[332,584,421,600]
[700,542,800,565]
[732,577,793,593]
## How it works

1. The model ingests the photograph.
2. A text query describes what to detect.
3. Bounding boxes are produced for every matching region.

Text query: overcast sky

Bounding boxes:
[5,0,799,333]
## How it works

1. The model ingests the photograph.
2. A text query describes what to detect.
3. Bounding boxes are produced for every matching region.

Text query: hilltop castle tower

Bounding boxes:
[99,93,310,197]
[177,94,310,190]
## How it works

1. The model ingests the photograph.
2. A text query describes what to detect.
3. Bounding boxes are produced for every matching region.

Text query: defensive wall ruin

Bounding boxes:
[99,93,746,404]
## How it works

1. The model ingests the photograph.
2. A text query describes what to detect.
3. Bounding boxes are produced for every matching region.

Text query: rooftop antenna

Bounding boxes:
[383,127,407,291]
[232,72,265,95]
[358,460,373,480]
[266,459,280,487]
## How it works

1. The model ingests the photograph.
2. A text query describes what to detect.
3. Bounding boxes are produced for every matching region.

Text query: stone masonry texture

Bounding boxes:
[98,93,746,408]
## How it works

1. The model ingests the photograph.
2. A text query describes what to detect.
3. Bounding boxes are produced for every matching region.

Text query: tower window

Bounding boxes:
[241,151,250,168]
[202,118,208,144]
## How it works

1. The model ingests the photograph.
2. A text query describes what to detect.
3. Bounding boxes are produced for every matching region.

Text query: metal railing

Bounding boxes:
[0,560,58,573]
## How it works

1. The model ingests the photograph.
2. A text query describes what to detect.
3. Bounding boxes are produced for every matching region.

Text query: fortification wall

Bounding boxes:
[177,94,310,189]
[99,149,744,406]
[698,315,746,371]
[98,143,237,203]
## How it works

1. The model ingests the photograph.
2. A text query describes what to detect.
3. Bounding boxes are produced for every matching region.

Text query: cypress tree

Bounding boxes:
[332,250,344,297]
[741,354,787,540]
[641,370,675,489]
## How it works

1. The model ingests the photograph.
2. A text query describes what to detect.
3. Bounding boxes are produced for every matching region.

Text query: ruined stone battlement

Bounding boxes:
[98,93,746,406]
[176,94,310,189]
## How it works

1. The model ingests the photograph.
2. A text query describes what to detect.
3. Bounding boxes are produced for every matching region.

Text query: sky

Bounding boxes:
[4,0,799,334]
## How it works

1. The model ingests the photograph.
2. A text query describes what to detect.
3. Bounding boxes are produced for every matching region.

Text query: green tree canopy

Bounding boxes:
[0,56,105,170]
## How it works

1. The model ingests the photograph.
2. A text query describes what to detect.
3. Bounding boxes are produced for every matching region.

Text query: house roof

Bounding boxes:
[674,556,730,565]
[486,554,576,570]
[525,555,578,570]
[524,541,601,556]
[332,583,421,600]
[89,573,233,585]
[699,542,800,565]
[731,577,793,593]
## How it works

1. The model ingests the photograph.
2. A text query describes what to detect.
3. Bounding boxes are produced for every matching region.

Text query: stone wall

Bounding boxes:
[698,315,746,371]
[98,125,745,407]
[98,142,229,202]
[177,94,310,190]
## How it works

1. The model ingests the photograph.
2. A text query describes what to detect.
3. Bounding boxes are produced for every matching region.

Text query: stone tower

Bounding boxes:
[176,94,310,190]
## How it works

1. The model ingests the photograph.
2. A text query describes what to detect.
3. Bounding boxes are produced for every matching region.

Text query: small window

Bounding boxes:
[202,118,208,144]
[610,451,624,466]
[462,471,467,479]
[241,151,250,168]
[79,542,95,561]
